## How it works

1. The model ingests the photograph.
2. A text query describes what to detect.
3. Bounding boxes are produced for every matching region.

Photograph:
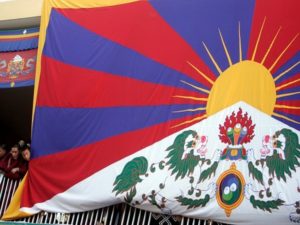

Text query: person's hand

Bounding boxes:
[11,168,19,173]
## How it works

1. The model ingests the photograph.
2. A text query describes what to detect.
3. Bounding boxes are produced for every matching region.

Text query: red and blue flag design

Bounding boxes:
[4,0,299,222]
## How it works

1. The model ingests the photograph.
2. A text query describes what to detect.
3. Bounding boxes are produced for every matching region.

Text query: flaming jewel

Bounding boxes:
[219,108,255,160]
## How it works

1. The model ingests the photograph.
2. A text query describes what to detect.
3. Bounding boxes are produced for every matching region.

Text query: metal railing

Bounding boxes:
[0,175,21,217]
[0,176,224,225]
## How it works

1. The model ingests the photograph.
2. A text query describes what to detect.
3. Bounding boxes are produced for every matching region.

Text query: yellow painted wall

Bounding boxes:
[0,0,42,20]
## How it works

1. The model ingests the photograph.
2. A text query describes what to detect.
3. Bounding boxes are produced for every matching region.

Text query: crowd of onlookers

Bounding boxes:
[0,140,30,180]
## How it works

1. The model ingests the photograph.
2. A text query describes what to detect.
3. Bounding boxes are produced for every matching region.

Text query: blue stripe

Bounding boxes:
[31,104,203,158]
[43,9,209,93]
[273,111,300,131]
[276,96,300,103]
[150,0,255,75]
[275,53,300,101]
[274,52,300,85]
[277,94,300,102]
[277,86,300,101]
[0,38,38,52]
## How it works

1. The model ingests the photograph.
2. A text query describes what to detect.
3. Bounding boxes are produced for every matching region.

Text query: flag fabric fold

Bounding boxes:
[3,1,300,224]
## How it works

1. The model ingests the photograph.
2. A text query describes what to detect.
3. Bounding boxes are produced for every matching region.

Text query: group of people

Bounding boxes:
[0,140,30,180]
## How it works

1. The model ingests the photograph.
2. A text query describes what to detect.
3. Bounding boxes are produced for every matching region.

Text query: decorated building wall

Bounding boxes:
[0,27,38,146]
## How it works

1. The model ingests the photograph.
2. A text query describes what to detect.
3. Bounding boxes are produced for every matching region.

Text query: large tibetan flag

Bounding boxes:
[3,0,300,224]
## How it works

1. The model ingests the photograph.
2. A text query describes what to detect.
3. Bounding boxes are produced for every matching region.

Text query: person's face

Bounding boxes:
[0,147,6,158]
[10,147,19,160]
[22,149,30,161]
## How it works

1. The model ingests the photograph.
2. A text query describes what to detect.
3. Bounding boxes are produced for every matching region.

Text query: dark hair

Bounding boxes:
[0,144,6,151]
[21,143,31,152]
[12,144,19,150]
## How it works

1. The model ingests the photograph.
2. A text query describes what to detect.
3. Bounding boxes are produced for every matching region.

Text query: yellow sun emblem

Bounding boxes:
[173,19,299,128]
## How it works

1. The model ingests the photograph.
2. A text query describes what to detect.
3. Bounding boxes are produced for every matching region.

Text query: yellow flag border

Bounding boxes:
[2,0,139,220]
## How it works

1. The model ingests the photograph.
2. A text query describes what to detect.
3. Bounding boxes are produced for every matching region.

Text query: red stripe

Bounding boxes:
[247,0,300,73]
[276,100,300,106]
[21,113,205,208]
[275,73,300,91]
[37,56,208,107]
[56,2,215,88]
[275,99,300,116]
[274,107,300,116]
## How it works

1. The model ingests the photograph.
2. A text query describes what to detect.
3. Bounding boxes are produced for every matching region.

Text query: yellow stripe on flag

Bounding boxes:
[1,174,32,220]
[3,0,140,220]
